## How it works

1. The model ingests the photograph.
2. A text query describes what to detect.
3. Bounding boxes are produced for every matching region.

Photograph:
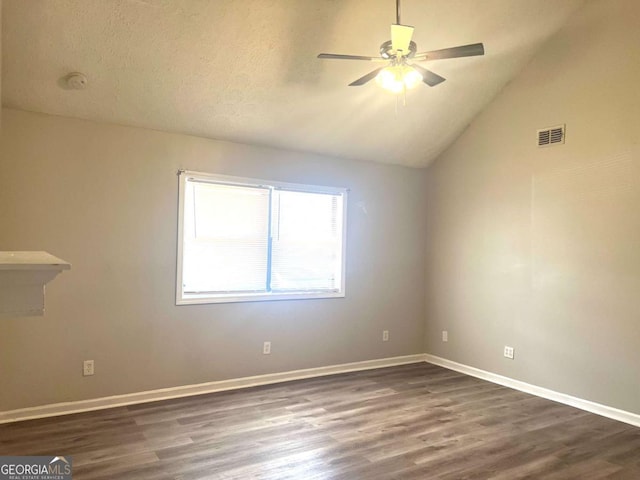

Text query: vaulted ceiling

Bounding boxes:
[2,0,585,167]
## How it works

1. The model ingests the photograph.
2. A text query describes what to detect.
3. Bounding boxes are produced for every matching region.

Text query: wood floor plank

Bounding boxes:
[1,363,638,479]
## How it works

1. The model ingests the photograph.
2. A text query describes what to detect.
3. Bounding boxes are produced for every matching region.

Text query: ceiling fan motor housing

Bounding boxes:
[380,40,417,59]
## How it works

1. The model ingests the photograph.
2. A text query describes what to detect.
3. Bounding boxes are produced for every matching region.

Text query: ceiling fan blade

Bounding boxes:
[390,24,414,55]
[318,53,383,61]
[415,43,485,61]
[411,64,446,87]
[349,67,385,86]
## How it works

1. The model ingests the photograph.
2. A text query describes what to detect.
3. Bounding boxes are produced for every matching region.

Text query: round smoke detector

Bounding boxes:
[65,72,88,90]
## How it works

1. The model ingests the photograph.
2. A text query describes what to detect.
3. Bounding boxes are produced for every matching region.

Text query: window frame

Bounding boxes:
[176,170,348,305]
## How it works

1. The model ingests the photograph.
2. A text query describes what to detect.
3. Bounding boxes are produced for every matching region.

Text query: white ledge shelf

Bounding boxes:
[0,251,71,318]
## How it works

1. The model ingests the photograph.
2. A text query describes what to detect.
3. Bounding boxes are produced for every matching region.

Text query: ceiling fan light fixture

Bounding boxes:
[375,65,423,93]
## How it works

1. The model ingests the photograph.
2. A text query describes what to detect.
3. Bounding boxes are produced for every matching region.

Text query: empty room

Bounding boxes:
[1,0,639,478]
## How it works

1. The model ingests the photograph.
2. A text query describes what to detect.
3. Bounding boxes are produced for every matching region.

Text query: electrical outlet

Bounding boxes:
[442,330,448,342]
[83,360,94,376]
[263,341,271,355]
[382,330,389,342]
[504,346,515,359]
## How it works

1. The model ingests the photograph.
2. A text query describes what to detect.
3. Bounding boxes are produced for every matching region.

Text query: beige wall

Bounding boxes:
[1,0,3,130]
[0,108,427,411]
[425,0,640,414]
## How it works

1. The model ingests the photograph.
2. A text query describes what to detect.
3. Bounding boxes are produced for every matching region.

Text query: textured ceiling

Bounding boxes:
[1,0,585,167]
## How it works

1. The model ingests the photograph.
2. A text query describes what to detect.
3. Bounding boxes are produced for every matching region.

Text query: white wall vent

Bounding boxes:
[537,125,565,147]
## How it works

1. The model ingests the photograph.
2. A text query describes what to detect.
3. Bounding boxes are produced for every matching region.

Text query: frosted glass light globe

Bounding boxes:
[375,65,423,93]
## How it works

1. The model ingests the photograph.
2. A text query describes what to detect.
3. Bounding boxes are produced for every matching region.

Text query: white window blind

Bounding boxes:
[177,171,347,304]
[182,181,270,294]
[271,189,343,292]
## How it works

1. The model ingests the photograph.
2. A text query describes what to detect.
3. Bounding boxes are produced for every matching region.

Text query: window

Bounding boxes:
[176,171,347,304]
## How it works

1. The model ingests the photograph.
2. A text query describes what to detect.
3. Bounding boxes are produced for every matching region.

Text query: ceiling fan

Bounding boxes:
[317,0,485,93]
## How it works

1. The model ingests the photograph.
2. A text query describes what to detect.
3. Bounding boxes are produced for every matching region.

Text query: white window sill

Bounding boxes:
[176,290,345,305]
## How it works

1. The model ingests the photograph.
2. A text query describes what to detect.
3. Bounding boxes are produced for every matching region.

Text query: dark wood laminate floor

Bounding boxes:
[1,363,639,479]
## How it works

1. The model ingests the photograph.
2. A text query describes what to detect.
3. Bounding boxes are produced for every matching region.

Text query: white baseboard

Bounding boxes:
[424,354,640,428]
[0,354,424,424]
[3,353,638,428]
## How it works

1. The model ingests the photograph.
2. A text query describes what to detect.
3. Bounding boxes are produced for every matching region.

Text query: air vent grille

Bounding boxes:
[537,125,565,147]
